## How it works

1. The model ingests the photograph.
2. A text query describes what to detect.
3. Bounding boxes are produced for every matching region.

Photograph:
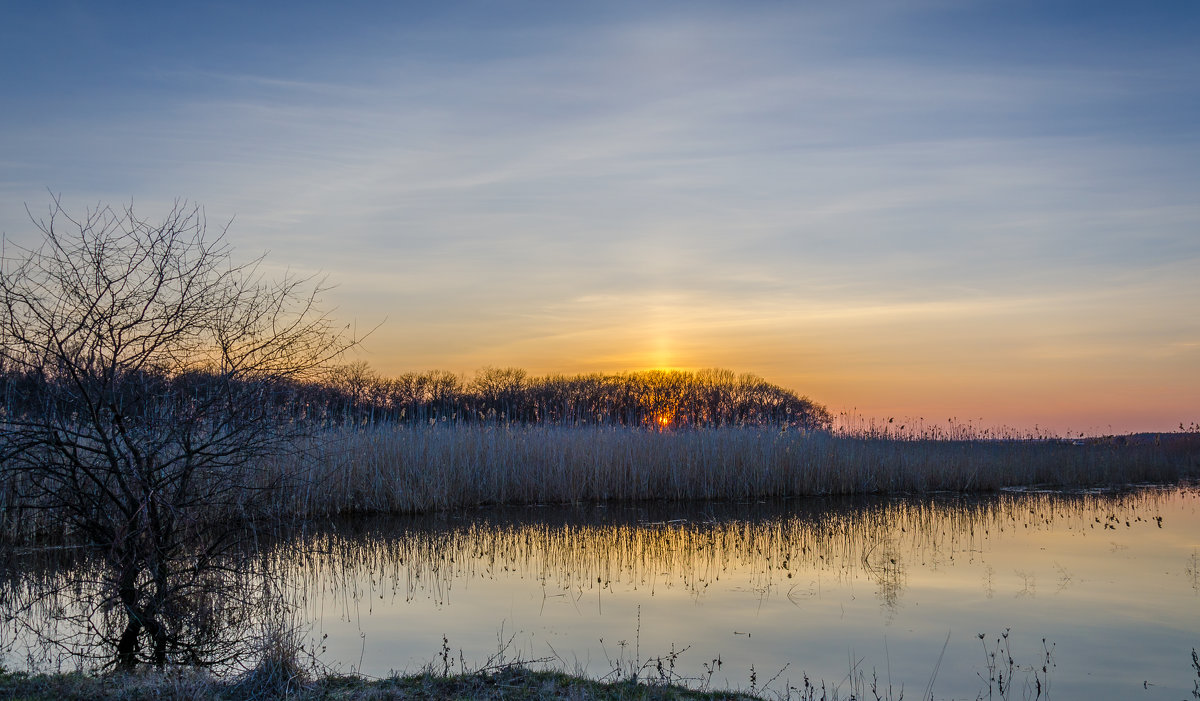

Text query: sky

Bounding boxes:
[1,1,1197,435]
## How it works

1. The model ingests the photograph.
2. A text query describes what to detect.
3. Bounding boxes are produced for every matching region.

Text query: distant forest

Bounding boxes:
[309,364,832,430]
[0,364,830,431]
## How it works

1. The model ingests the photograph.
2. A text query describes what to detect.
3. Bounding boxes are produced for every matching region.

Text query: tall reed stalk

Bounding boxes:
[5,424,1193,537]
[253,425,1193,519]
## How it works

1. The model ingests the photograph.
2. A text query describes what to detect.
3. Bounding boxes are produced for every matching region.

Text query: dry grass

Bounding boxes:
[0,665,763,700]
[5,424,1196,537]
[255,425,1197,519]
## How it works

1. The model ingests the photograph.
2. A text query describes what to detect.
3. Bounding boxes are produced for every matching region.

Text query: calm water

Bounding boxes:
[4,487,1198,699]
[285,487,1199,700]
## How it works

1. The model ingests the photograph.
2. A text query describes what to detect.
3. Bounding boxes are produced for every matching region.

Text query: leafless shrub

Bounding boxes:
[0,196,353,668]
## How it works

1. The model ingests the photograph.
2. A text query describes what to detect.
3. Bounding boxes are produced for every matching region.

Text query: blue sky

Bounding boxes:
[2,1,1197,433]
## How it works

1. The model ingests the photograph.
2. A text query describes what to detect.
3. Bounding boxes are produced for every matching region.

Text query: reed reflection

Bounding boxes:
[275,489,1180,615]
[3,486,1192,688]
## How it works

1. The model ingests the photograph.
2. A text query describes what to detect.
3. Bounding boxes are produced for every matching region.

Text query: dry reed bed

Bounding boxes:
[258,425,1193,518]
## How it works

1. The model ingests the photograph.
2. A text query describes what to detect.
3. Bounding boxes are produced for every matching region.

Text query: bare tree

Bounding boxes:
[0,196,352,668]
[469,366,528,422]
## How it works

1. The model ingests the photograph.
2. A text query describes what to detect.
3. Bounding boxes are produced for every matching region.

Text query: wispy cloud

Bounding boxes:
[1,1,1196,432]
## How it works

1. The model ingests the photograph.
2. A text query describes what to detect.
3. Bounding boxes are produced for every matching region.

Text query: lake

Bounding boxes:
[286,486,1199,700]
[4,486,1198,699]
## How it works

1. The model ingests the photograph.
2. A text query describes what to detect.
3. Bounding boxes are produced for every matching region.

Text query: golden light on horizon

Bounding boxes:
[653,333,673,369]
[348,272,1199,436]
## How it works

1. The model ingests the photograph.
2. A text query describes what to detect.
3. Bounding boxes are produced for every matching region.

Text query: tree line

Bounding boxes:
[306,363,832,430]
[0,363,831,432]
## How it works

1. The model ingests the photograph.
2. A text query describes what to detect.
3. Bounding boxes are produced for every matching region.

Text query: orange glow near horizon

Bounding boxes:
[356,310,1198,437]
[347,269,1199,439]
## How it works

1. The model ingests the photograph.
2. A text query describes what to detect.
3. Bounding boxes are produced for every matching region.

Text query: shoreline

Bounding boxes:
[0,665,768,700]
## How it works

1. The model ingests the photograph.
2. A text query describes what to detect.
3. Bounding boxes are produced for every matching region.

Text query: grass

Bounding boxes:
[257,424,1198,519]
[0,620,767,701]
[0,632,1087,701]
[0,635,1066,701]
[0,665,766,700]
[4,423,1196,539]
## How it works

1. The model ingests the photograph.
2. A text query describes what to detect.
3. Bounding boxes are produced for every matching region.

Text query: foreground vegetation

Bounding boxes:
[0,666,765,701]
[5,644,1194,700]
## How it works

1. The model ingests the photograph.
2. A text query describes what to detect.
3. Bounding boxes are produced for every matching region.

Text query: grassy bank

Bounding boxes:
[0,666,765,700]
[258,425,1198,518]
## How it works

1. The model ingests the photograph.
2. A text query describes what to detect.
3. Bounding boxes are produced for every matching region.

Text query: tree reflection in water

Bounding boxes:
[0,537,301,673]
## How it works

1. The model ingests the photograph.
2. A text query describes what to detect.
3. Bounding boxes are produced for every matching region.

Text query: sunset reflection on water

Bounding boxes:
[280,487,1198,700]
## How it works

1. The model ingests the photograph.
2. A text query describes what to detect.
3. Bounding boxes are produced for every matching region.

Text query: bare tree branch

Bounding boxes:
[0,197,355,669]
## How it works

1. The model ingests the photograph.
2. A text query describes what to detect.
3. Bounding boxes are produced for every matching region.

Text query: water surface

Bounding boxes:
[288,487,1199,700]
[3,487,1197,699]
